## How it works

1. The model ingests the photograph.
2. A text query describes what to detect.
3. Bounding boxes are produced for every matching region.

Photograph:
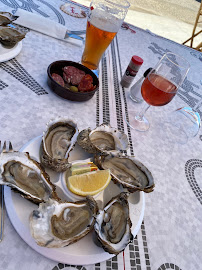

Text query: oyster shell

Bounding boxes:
[94,192,133,255]
[0,12,18,26]
[30,196,98,248]
[40,118,79,172]
[94,154,155,193]
[0,151,58,203]
[0,26,26,47]
[77,124,129,155]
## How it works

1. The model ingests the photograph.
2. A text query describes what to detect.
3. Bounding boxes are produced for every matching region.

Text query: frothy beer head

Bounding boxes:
[90,8,122,33]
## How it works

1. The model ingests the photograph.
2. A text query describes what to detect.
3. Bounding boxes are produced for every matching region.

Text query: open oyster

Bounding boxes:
[0,151,58,203]
[94,153,155,193]
[0,12,18,26]
[77,124,129,155]
[0,26,26,47]
[94,192,133,255]
[30,197,98,248]
[40,118,79,172]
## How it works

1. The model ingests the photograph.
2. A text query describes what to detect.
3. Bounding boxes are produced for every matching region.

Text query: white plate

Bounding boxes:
[4,135,145,265]
[0,41,22,62]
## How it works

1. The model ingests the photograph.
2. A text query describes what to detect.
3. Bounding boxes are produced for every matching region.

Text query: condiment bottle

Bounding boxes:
[130,67,153,103]
[120,55,144,88]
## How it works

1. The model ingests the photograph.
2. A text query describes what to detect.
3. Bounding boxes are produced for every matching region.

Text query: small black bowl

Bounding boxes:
[47,60,99,102]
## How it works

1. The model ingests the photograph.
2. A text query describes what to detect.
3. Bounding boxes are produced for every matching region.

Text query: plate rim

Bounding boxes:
[4,135,145,265]
[0,41,22,63]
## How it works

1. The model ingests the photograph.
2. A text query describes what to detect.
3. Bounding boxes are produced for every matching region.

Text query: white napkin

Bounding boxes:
[14,9,82,45]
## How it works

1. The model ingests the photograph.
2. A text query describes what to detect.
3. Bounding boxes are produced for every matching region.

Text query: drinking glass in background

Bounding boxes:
[126,52,190,132]
[81,0,130,70]
[163,80,202,144]
[163,106,201,144]
[162,91,202,144]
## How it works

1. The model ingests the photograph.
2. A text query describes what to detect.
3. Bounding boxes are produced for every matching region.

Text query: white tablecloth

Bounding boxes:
[0,1,202,270]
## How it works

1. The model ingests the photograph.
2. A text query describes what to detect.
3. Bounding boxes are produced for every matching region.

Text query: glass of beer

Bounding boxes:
[81,0,130,70]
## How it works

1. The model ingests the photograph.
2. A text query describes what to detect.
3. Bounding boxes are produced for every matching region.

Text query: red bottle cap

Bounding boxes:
[131,55,144,65]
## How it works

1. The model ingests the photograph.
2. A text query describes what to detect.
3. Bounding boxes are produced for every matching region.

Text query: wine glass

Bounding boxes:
[127,52,190,132]
[162,92,201,144]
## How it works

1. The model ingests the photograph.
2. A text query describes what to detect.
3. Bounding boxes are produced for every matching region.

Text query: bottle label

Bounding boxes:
[123,66,138,84]
[125,66,138,77]
[121,58,142,88]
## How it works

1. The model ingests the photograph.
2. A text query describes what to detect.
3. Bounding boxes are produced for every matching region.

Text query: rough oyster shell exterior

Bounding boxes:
[76,127,97,154]
[30,196,98,248]
[94,192,133,255]
[77,124,129,155]
[94,153,155,193]
[40,118,79,172]
[0,151,58,203]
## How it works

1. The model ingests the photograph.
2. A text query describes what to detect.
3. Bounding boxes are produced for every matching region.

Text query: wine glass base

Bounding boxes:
[126,115,150,132]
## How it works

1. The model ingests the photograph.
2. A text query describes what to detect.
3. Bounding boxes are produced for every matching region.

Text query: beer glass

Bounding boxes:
[81,0,130,70]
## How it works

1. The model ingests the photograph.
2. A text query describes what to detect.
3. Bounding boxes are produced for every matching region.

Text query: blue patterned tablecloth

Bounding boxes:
[0,1,202,270]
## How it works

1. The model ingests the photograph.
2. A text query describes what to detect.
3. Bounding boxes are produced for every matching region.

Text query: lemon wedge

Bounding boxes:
[67,169,111,196]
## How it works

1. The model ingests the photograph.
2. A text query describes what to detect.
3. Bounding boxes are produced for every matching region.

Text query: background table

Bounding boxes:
[0,0,202,270]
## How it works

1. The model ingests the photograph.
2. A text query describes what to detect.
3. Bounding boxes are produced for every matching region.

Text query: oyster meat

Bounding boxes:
[0,12,18,26]
[30,197,98,248]
[0,151,58,203]
[0,26,26,47]
[94,154,155,193]
[94,192,133,255]
[77,124,129,155]
[40,118,79,172]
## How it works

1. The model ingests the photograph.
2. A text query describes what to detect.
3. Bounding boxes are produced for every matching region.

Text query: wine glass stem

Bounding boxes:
[136,103,151,121]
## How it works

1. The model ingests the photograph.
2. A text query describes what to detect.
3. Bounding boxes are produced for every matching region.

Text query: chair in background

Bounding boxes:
[183,2,202,52]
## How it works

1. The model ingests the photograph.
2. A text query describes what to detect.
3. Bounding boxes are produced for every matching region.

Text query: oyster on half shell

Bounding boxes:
[40,118,79,172]
[30,197,98,248]
[77,124,129,155]
[94,153,155,193]
[0,151,58,203]
[94,192,133,255]
[0,12,18,26]
[0,26,26,47]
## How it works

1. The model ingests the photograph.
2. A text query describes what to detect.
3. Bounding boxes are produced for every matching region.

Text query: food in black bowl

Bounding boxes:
[47,60,99,102]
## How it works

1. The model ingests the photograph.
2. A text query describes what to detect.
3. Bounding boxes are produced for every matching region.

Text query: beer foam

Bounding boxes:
[90,9,122,33]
